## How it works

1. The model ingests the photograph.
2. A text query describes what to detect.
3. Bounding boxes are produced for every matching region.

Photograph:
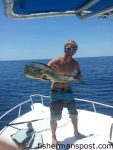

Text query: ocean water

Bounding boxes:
[0,56,113,130]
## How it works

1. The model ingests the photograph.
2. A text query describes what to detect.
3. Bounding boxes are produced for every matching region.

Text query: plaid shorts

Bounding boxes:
[50,87,78,120]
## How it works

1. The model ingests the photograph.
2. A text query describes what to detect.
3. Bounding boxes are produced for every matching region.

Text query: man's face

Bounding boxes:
[65,44,78,56]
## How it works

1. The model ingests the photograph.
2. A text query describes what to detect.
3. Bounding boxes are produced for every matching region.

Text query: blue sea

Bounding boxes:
[0,56,113,130]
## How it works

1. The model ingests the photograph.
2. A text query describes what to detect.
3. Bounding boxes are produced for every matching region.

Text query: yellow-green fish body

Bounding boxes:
[24,62,74,83]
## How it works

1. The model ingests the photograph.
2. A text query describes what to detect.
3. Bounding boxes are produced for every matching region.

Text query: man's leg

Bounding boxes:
[66,100,85,139]
[71,115,85,139]
[50,100,63,144]
[71,115,78,135]
[50,120,57,145]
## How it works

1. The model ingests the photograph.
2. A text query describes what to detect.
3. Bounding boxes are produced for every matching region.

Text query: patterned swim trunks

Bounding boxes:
[50,87,78,120]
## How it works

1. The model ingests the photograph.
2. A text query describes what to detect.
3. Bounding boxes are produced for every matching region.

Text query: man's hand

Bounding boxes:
[76,76,81,82]
[72,72,81,82]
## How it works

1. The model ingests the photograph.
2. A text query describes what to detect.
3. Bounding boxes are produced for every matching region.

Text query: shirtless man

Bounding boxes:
[48,40,85,145]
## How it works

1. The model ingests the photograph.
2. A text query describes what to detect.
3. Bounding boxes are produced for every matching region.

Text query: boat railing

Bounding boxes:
[74,98,113,113]
[0,94,50,124]
[0,93,113,131]
[29,94,50,108]
[0,99,33,121]
[29,94,113,113]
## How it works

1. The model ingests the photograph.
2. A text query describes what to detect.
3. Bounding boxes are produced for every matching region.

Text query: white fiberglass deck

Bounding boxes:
[0,101,113,150]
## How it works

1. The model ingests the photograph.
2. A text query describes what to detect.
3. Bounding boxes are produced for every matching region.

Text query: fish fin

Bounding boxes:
[32,62,55,71]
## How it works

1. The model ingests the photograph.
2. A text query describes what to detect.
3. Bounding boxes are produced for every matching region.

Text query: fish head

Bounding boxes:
[24,63,43,79]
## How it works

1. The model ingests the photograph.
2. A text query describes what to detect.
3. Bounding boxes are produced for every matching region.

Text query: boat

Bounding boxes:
[1,0,113,149]
[0,94,113,149]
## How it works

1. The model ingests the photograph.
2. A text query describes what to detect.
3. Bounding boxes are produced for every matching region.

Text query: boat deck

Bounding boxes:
[0,103,113,149]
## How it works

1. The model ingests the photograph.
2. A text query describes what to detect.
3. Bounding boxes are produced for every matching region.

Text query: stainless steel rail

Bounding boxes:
[0,93,113,131]
[75,98,113,113]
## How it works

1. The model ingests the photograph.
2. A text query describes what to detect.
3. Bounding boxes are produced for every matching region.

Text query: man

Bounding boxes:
[48,40,85,145]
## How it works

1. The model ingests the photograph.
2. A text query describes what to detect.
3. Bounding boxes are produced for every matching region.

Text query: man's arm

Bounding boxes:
[74,60,81,82]
[47,58,59,72]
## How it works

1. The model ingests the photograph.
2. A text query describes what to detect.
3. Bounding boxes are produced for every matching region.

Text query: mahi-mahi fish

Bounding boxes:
[24,62,74,83]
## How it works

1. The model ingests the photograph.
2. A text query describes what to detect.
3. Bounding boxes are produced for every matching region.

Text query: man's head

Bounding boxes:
[64,40,78,56]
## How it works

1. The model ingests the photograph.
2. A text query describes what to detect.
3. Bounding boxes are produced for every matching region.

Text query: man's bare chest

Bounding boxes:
[58,62,75,75]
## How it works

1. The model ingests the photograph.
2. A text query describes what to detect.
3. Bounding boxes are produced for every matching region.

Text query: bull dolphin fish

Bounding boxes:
[24,62,74,83]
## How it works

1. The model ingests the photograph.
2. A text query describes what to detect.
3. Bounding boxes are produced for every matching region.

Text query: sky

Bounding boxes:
[0,1,113,61]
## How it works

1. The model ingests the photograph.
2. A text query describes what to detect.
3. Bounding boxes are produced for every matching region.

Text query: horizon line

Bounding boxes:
[0,55,113,62]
